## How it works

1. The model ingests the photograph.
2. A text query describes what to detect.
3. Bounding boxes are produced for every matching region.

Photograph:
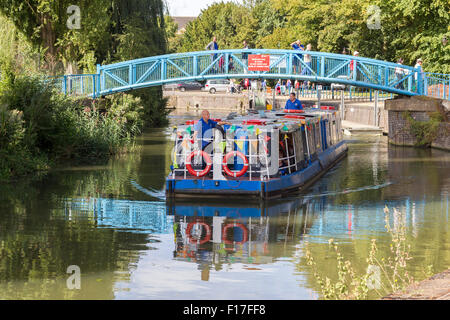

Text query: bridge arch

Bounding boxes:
[52,49,449,100]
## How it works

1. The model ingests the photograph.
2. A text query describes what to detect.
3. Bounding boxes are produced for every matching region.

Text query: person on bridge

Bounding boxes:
[395,58,406,90]
[291,40,305,74]
[242,40,250,66]
[194,110,230,150]
[285,93,304,111]
[350,51,359,80]
[205,37,219,65]
[301,44,313,76]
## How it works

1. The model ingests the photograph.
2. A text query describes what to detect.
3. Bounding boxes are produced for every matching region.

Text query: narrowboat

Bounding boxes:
[166,107,347,199]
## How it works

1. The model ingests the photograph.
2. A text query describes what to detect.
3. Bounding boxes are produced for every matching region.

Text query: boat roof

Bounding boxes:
[174,107,338,133]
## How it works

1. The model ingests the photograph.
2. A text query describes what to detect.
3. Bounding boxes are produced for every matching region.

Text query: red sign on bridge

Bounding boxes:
[248,54,271,71]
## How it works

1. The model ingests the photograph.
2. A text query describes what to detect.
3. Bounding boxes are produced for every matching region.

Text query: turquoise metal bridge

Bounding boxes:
[49,49,450,100]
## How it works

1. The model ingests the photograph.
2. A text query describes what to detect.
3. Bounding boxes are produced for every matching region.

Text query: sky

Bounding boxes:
[166,0,242,17]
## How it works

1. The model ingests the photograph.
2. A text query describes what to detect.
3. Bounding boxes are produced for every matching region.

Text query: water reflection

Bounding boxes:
[168,199,317,274]
[0,131,449,300]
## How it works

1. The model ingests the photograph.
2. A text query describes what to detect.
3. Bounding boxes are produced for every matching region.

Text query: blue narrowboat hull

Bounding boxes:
[166,140,348,199]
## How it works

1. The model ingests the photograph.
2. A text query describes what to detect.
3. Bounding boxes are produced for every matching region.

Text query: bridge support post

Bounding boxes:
[417,69,422,95]
[445,79,449,100]
[161,59,166,81]
[320,57,325,78]
[92,75,96,98]
[193,56,198,76]
[288,54,293,75]
[96,64,101,97]
[341,91,345,120]
[63,76,67,95]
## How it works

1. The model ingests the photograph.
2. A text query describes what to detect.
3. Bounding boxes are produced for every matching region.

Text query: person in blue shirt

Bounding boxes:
[285,93,304,110]
[194,110,230,150]
[291,40,305,74]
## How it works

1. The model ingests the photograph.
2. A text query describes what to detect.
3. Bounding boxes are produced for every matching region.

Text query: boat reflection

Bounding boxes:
[167,198,323,279]
[64,196,323,274]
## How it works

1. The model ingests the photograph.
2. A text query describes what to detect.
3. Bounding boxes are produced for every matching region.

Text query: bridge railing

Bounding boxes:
[46,74,98,97]
[44,49,448,100]
[96,49,424,98]
[424,72,450,100]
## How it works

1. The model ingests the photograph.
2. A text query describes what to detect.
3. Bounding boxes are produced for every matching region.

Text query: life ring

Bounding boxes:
[186,222,211,245]
[186,151,212,177]
[284,109,305,114]
[222,151,249,178]
[222,222,249,245]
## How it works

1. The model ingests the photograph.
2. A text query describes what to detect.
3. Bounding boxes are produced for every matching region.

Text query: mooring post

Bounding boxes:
[273,87,276,110]
[374,90,379,127]
[341,90,345,120]
[317,86,322,108]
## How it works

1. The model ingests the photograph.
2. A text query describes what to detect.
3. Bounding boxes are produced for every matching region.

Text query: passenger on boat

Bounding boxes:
[193,110,230,149]
[284,92,303,111]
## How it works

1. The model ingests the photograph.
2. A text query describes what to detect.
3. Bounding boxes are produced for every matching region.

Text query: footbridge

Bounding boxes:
[50,49,450,100]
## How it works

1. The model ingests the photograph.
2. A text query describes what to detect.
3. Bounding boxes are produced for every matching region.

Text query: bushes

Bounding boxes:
[0,75,142,180]
[0,105,48,180]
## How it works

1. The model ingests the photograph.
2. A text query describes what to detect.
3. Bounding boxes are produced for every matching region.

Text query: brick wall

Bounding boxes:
[386,96,450,151]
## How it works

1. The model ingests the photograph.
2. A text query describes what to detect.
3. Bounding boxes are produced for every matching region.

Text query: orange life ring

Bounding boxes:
[222,151,249,178]
[186,222,211,245]
[222,223,249,245]
[186,151,212,177]
[284,109,305,114]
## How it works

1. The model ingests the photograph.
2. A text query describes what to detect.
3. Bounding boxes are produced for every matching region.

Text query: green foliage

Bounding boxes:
[137,88,170,128]
[0,0,168,73]
[403,111,445,148]
[0,105,49,180]
[0,14,43,76]
[178,0,450,73]
[0,0,170,127]
[0,75,143,180]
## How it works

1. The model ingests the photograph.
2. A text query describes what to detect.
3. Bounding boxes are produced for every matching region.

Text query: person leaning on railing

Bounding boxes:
[290,40,305,74]
[193,110,231,150]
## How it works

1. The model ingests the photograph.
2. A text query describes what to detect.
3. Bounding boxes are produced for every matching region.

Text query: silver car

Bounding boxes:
[331,75,351,90]
[204,79,232,94]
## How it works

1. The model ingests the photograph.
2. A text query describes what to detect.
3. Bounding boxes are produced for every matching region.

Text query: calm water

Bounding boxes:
[0,112,448,299]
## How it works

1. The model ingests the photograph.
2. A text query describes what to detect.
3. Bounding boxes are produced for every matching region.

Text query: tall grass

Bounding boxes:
[305,206,433,300]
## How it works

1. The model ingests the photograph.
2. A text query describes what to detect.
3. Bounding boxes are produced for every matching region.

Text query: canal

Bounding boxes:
[0,111,448,299]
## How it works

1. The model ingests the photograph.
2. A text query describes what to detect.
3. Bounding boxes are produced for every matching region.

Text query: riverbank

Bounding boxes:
[383,269,450,300]
[0,76,144,181]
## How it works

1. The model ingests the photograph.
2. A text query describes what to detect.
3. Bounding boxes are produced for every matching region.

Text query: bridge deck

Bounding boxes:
[48,49,450,101]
